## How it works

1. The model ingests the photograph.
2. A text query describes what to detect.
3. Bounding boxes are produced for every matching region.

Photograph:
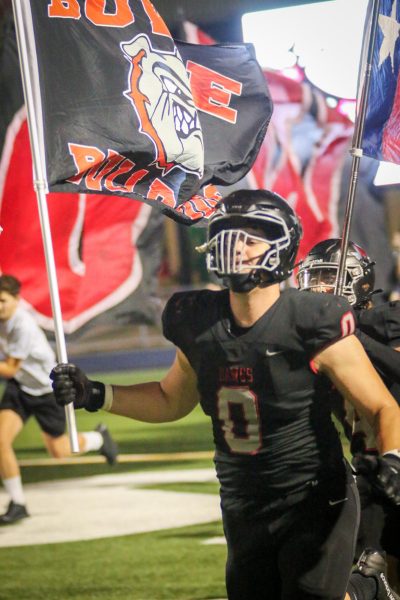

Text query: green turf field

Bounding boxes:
[0,368,351,600]
[15,368,213,458]
[1,369,227,600]
[0,521,227,600]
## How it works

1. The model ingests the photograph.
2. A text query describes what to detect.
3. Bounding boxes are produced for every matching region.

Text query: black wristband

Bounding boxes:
[86,381,106,412]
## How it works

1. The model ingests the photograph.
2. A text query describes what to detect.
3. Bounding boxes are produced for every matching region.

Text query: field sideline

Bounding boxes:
[0,468,222,548]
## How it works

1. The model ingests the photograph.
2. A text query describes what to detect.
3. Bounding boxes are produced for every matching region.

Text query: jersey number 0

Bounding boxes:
[217,387,262,454]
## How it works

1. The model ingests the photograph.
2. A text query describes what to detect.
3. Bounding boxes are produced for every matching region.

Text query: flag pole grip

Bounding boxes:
[11,0,79,452]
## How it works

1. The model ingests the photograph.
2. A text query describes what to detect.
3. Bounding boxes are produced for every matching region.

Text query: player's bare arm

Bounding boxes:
[0,356,21,379]
[314,334,400,453]
[51,349,200,424]
[109,348,200,422]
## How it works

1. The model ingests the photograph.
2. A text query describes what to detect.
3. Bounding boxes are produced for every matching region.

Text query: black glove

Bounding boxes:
[50,363,105,412]
[352,452,400,505]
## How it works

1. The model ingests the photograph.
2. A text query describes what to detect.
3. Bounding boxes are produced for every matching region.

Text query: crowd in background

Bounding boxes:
[161,181,400,303]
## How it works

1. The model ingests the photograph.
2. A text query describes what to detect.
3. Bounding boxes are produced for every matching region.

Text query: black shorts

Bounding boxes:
[356,473,400,560]
[222,468,360,600]
[0,379,66,437]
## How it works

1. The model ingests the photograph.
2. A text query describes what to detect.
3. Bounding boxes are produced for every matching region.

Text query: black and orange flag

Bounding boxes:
[22,0,272,224]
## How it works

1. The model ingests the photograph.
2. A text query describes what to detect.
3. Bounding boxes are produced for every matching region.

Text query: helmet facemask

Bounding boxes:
[297,266,338,293]
[297,263,361,305]
[198,190,302,292]
[206,211,294,292]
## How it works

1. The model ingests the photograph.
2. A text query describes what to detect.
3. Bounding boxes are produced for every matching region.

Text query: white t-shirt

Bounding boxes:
[0,306,56,395]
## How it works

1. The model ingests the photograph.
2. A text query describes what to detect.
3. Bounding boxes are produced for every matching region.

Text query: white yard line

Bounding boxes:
[0,469,221,548]
[18,450,214,467]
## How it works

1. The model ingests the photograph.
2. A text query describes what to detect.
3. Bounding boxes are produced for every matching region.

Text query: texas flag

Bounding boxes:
[362,0,400,164]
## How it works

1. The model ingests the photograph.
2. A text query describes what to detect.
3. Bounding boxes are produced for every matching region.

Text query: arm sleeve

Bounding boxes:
[7,323,30,360]
[357,301,400,347]
[162,290,220,373]
[386,301,400,347]
[162,294,183,346]
[162,292,196,359]
[296,294,356,357]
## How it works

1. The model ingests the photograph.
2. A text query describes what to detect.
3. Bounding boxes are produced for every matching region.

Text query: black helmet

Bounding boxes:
[202,189,302,292]
[297,238,375,308]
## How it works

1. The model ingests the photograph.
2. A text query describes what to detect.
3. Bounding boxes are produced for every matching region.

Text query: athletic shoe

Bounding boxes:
[354,548,400,600]
[0,501,29,525]
[96,423,118,465]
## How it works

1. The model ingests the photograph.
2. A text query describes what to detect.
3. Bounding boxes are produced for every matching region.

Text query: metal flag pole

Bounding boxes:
[335,0,381,297]
[11,0,80,452]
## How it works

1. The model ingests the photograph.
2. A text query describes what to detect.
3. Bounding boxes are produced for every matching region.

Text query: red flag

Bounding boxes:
[0,13,163,335]
[0,106,163,333]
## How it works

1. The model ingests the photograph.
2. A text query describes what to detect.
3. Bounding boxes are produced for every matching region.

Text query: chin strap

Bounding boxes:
[224,271,261,292]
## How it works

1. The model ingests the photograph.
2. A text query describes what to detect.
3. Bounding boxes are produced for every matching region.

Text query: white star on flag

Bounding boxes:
[378,0,400,71]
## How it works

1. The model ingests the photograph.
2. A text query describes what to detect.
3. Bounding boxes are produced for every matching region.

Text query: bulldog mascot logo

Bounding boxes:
[121,34,204,178]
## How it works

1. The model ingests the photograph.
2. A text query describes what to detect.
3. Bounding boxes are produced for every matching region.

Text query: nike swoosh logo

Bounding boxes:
[266,349,284,357]
[328,497,348,506]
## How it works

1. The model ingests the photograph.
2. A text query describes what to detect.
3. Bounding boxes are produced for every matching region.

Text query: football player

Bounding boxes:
[51,190,400,600]
[298,239,400,594]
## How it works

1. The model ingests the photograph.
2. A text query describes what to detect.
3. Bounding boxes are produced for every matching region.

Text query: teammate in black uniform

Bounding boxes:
[298,238,400,594]
[50,190,400,600]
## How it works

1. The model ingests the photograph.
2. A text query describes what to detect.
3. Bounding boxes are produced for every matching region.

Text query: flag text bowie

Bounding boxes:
[48,0,170,33]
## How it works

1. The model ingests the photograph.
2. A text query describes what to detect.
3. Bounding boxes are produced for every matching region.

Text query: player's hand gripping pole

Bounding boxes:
[51,364,107,413]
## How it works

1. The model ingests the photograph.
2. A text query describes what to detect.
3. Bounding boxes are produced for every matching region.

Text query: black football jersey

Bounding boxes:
[357,301,400,348]
[357,300,400,404]
[162,287,355,498]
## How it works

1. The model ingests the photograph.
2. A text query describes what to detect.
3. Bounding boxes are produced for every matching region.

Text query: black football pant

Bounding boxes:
[222,474,359,600]
[356,472,400,560]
